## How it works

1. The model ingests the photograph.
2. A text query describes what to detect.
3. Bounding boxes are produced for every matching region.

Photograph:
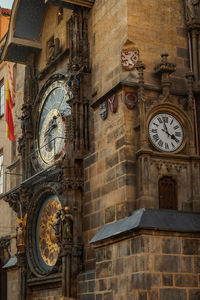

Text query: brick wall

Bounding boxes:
[93,230,200,300]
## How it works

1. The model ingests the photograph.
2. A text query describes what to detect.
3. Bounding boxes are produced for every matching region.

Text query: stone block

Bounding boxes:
[194,257,200,273]
[131,273,160,290]
[131,236,160,254]
[139,291,147,300]
[105,206,116,224]
[98,279,107,291]
[162,237,181,254]
[101,180,118,196]
[162,274,173,286]
[189,289,200,300]
[116,202,129,220]
[118,241,130,257]
[174,274,198,287]
[115,136,126,149]
[177,47,188,58]
[105,168,116,183]
[96,248,105,262]
[96,261,112,278]
[113,258,124,275]
[160,288,187,300]
[104,292,113,300]
[154,255,179,272]
[84,153,97,168]
[105,153,119,169]
[180,256,193,273]
[182,239,200,255]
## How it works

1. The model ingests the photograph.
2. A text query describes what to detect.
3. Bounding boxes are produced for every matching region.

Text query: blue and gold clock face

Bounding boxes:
[36,81,72,169]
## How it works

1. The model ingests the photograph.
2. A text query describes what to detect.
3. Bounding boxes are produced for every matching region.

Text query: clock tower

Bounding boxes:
[0,1,200,300]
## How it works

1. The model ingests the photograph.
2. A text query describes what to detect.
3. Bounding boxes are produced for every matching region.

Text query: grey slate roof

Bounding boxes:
[90,208,200,244]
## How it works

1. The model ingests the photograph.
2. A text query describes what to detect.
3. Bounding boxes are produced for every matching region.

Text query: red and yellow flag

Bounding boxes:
[5,80,15,141]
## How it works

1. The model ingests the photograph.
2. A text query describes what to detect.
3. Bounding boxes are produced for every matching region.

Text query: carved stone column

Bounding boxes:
[136,61,148,149]
[17,253,27,300]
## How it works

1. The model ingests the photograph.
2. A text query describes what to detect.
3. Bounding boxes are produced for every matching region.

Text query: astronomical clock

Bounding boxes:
[2,4,91,299]
[34,80,72,170]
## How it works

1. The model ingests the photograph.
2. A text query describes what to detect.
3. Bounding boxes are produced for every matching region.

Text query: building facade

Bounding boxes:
[0,0,200,299]
[0,6,26,300]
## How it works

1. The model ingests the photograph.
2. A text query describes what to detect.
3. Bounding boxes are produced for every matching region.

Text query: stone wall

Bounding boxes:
[77,270,95,300]
[83,88,138,269]
[93,230,200,300]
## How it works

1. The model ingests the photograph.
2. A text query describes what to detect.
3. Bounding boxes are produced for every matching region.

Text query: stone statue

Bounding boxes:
[61,206,73,241]
[16,214,27,253]
[66,64,86,97]
[19,104,32,137]
[185,0,200,22]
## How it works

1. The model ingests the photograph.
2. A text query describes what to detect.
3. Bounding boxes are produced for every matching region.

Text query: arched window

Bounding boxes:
[159,176,177,210]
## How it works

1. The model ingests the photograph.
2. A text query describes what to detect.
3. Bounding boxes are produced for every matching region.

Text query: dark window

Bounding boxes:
[0,249,7,300]
[0,81,5,116]
[159,176,177,210]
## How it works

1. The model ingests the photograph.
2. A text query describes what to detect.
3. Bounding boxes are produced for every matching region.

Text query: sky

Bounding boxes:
[0,0,14,9]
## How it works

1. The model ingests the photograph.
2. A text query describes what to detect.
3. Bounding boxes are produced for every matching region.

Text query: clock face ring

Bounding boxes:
[148,113,184,152]
[36,80,72,169]
[39,108,65,164]
[36,195,62,271]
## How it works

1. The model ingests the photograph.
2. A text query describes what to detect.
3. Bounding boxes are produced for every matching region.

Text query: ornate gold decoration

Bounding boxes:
[39,200,62,266]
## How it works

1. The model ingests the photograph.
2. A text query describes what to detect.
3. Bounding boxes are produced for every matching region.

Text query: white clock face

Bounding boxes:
[36,81,72,169]
[148,113,184,152]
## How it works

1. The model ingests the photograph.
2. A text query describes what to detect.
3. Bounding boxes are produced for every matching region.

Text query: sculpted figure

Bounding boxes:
[186,0,200,21]
[61,206,73,241]
[19,104,32,137]
[16,214,27,253]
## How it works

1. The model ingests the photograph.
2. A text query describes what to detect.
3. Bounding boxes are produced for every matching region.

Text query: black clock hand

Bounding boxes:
[161,128,170,137]
[171,134,179,143]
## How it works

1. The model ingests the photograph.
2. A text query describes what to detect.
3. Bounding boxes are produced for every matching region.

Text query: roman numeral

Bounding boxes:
[175,132,181,137]
[152,129,157,133]
[163,117,168,123]
[153,122,159,127]
[153,134,159,142]
[170,119,174,125]
[158,140,163,147]
[173,125,179,130]
[165,143,169,150]
[171,142,175,148]
[157,117,163,124]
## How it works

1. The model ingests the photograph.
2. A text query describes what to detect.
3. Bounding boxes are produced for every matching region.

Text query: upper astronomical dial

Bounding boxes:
[37,81,72,168]
[148,113,184,152]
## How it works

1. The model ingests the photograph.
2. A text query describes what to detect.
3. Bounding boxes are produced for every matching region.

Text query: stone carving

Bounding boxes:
[16,214,27,254]
[121,48,139,71]
[125,92,138,109]
[99,102,108,120]
[61,206,73,241]
[19,104,33,138]
[66,64,86,97]
[47,37,61,65]
[185,0,200,22]
[0,236,10,249]
[108,95,118,113]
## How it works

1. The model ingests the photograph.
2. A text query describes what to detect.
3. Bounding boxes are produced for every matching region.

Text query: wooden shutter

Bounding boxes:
[159,176,177,210]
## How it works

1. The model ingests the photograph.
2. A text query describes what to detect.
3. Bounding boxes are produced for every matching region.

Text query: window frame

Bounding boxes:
[0,80,5,117]
[0,153,3,194]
